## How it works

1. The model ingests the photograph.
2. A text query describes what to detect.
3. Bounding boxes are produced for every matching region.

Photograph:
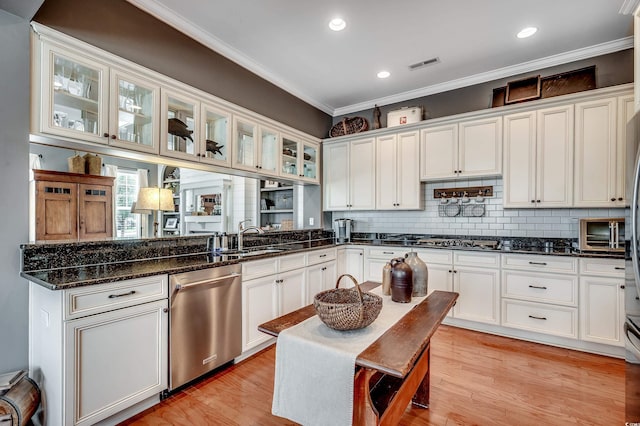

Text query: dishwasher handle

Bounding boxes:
[174,272,241,291]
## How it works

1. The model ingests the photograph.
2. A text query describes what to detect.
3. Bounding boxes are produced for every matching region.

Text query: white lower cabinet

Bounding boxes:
[579,258,625,347]
[364,246,409,282]
[337,246,364,285]
[501,299,578,338]
[453,265,500,325]
[501,254,578,339]
[29,275,169,426]
[241,254,306,352]
[306,260,337,303]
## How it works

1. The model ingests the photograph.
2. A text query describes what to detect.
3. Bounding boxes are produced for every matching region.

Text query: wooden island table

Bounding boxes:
[259,282,458,425]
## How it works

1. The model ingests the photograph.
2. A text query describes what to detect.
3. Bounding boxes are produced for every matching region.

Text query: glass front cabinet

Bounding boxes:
[109,69,160,153]
[232,115,279,177]
[281,134,319,183]
[201,103,231,167]
[160,89,198,161]
[40,43,109,144]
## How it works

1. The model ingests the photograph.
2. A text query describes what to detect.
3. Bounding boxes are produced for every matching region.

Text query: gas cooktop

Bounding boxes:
[415,238,499,250]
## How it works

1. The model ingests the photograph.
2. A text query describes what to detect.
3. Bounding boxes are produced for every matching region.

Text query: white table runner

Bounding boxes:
[271,287,426,426]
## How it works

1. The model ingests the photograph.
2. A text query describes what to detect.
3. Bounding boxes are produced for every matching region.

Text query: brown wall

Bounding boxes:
[33,0,333,138]
[334,49,634,128]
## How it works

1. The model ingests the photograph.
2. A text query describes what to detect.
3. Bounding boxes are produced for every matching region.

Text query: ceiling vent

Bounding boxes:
[408,57,440,71]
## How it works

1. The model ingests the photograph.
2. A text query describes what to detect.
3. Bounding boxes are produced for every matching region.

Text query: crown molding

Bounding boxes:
[619,0,640,14]
[333,37,633,116]
[125,0,335,115]
[126,0,632,117]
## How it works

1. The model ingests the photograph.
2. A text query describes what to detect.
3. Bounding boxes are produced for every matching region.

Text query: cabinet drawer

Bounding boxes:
[579,257,625,277]
[64,275,168,320]
[502,254,577,274]
[279,253,307,273]
[242,258,278,280]
[412,248,453,265]
[307,248,336,266]
[501,299,577,339]
[454,251,500,268]
[502,270,578,306]
[367,247,407,259]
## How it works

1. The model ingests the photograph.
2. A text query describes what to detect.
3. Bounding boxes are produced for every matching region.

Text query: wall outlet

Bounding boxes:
[309,217,314,226]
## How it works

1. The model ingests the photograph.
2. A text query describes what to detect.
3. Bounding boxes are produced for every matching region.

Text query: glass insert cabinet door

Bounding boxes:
[109,70,159,153]
[259,126,279,175]
[161,90,197,159]
[281,137,298,178]
[44,46,108,143]
[301,142,318,180]
[233,117,257,170]
[201,103,231,166]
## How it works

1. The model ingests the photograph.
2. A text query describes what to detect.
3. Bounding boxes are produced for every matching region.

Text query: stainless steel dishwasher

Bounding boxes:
[168,264,242,391]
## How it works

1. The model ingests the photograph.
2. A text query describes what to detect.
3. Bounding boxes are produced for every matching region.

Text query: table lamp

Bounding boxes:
[135,187,175,237]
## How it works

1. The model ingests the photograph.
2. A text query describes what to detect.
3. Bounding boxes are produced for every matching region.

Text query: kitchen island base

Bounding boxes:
[259,284,457,425]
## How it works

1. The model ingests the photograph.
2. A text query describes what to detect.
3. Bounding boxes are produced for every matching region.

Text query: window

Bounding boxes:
[115,169,140,238]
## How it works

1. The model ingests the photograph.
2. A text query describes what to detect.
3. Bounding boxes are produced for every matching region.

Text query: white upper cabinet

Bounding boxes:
[232,115,279,177]
[503,105,574,208]
[420,116,502,180]
[160,88,199,161]
[376,131,421,210]
[109,68,160,154]
[280,134,319,183]
[38,42,110,145]
[323,138,376,211]
[32,25,321,184]
[573,97,619,207]
[200,102,232,167]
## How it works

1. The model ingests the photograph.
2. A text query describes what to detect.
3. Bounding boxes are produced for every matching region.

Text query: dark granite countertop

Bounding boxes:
[22,232,625,291]
[22,241,336,291]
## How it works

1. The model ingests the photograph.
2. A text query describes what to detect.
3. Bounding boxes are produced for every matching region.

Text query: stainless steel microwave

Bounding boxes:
[579,218,625,252]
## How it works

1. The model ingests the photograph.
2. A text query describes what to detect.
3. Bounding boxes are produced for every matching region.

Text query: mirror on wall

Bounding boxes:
[28,144,259,242]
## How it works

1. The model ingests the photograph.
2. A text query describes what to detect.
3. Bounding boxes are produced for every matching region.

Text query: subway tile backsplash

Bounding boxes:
[331,178,626,239]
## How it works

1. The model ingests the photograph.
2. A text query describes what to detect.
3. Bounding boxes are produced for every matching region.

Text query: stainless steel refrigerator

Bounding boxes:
[626,111,640,422]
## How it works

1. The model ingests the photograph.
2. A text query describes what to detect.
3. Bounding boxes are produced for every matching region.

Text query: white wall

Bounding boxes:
[0,10,31,372]
[333,177,625,239]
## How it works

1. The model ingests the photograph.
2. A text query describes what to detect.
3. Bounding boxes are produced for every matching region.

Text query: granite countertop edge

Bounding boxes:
[23,240,625,291]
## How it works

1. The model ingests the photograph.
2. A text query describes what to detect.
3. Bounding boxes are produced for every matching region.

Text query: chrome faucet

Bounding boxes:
[238,219,264,252]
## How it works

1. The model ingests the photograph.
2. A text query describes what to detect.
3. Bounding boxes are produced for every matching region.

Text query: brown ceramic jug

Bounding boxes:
[390,257,413,303]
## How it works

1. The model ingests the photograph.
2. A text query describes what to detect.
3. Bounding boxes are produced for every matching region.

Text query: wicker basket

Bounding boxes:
[329,117,369,138]
[313,274,383,331]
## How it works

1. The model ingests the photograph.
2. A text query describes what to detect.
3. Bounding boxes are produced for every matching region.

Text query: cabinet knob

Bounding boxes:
[536,200,541,203]
[531,200,535,203]
[621,285,626,289]
[611,197,616,202]
[618,197,623,201]
[103,132,109,138]
[111,134,116,139]
[163,308,169,313]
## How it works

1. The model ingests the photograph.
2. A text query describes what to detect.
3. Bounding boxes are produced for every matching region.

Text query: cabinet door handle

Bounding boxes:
[528,285,547,290]
[319,254,327,258]
[615,267,625,270]
[528,261,547,266]
[108,290,136,299]
[528,315,547,321]
[383,251,394,254]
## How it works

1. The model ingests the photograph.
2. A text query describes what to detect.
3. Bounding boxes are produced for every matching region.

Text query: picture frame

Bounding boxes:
[165,217,178,229]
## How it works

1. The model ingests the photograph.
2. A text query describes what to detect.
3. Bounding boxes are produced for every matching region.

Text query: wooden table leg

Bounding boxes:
[411,346,430,408]
[353,368,379,425]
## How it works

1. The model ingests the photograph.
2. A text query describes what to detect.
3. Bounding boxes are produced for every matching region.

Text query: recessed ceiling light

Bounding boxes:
[517,27,538,38]
[329,18,346,31]
[377,71,390,79]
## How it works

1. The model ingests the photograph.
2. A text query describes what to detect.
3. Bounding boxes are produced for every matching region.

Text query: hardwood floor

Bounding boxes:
[120,326,624,425]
